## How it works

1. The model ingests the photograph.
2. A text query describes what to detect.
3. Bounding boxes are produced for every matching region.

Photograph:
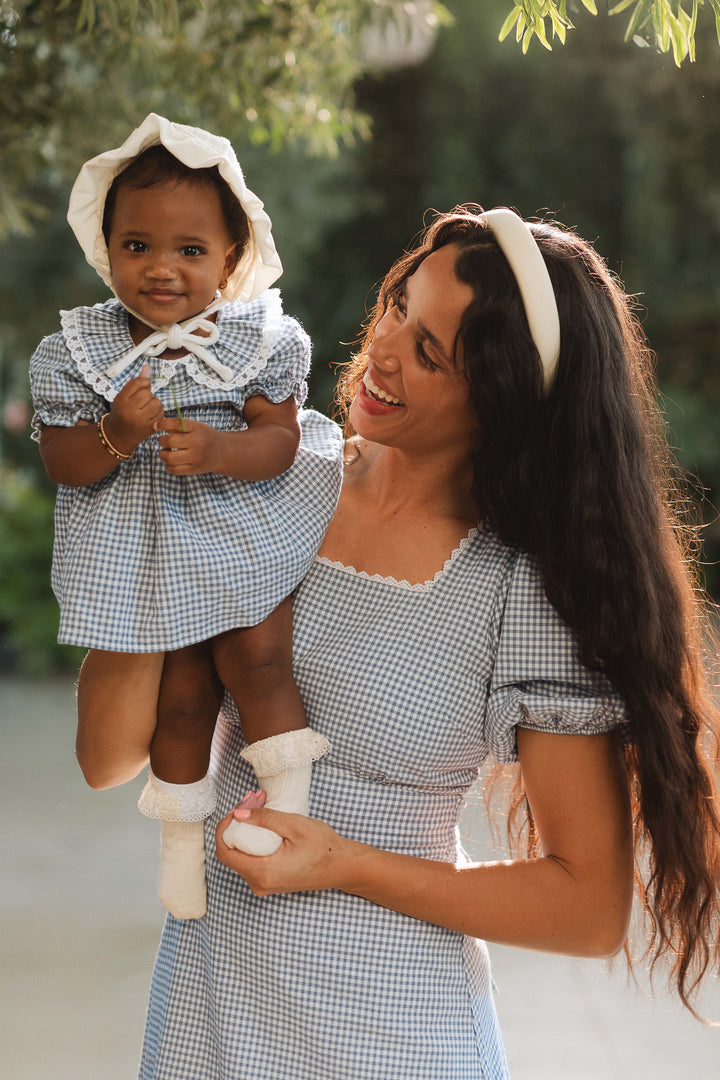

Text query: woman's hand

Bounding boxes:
[157,416,224,475]
[215,802,350,897]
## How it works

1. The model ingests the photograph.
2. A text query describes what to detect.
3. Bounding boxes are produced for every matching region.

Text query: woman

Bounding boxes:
[139,207,720,1079]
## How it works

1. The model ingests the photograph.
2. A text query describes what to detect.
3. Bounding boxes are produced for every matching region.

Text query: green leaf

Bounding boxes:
[608,0,637,14]
[580,0,597,12]
[668,9,689,63]
[531,12,552,48]
[709,0,720,44]
[499,6,522,42]
[623,0,652,42]
[549,8,567,42]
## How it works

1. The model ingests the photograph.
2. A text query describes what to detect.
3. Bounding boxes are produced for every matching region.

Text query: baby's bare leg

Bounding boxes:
[138,643,223,921]
[214,599,330,856]
[211,597,306,743]
[76,649,165,789]
[150,642,224,783]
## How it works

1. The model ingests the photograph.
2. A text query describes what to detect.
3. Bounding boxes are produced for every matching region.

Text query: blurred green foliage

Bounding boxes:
[0,0,378,235]
[498,0,720,66]
[1,0,719,671]
[0,474,84,672]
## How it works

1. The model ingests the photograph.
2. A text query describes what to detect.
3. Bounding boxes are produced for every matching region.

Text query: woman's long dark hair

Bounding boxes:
[335,206,720,1015]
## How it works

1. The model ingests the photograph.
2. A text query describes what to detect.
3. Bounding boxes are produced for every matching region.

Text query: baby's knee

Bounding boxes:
[157,683,218,739]
[224,619,292,675]
[75,736,147,790]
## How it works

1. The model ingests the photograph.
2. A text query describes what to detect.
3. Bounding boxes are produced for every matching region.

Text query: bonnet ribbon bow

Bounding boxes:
[105,298,234,383]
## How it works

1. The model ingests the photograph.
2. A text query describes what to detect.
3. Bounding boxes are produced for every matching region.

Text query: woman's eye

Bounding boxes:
[417,341,438,370]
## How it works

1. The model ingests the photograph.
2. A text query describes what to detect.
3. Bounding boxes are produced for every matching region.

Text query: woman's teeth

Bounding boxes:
[363,371,404,406]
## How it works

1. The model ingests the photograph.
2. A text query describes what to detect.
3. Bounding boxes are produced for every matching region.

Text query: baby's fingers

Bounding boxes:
[156,416,190,434]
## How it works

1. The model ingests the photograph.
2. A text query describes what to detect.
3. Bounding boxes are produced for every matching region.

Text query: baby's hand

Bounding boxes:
[157,416,224,476]
[109,364,165,448]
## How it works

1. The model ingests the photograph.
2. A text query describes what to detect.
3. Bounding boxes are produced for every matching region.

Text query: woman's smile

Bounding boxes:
[362,369,405,407]
[349,244,477,456]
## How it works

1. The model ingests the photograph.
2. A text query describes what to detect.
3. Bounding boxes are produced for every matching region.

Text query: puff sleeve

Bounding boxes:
[29,330,108,441]
[485,551,626,764]
[242,313,310,407]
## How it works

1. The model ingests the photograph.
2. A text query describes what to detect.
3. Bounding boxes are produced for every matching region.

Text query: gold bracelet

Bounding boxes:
[97,414,131,460]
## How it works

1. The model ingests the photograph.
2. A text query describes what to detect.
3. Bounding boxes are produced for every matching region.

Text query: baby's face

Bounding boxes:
[107,179,236,329]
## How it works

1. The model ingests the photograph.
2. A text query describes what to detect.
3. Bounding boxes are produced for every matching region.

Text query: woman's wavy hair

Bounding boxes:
[335,205,720,1016]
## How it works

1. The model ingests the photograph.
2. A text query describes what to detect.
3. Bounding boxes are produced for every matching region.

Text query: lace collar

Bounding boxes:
[59,290,284,399]
[316,528,480,592]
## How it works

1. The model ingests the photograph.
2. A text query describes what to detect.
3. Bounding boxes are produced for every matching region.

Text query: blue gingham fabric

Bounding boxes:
[29,292,344,651]
[140,530,625,1079]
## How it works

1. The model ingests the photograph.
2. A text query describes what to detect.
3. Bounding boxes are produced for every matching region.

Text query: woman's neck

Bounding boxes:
[348,438,476,525]
[318,438,478,583]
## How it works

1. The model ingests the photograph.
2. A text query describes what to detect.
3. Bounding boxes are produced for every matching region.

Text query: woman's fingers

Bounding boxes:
[214,807,344,897]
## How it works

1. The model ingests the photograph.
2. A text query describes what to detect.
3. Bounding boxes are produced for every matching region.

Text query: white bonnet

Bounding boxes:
[67,112,282,303]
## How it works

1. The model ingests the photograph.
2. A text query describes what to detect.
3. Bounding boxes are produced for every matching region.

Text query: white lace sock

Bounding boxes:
[137,772,216,919]
[223,728,331,857]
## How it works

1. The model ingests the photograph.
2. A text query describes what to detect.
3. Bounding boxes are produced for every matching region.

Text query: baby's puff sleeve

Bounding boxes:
[29,331,107,442]
[486,551,626,764]
[243,314,310,407]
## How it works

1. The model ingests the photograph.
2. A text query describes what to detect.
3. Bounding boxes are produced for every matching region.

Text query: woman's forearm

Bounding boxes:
[334,838,631,958]
[217,732,633,959]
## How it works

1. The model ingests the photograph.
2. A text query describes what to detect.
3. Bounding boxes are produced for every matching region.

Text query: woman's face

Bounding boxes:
[350,243,477,459]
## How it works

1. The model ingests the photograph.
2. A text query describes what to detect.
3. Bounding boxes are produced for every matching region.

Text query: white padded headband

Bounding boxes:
[67,113,282,304]
[479,208,561,387]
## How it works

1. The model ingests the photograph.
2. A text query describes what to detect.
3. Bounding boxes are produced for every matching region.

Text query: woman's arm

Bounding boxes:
[216,730,634,959]
[157,395,301,480]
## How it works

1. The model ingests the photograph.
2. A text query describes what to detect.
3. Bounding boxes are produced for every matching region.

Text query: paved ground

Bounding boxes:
[2,674,719,1079]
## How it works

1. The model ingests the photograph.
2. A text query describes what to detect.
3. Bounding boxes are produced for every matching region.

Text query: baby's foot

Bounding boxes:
[158,819,207,918]
[222,790,282,856]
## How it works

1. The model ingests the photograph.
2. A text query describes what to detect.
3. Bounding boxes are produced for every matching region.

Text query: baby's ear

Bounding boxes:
[222,243,240,286]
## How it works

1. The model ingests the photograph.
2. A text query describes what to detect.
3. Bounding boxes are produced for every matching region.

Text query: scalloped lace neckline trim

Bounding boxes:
[316,527,479,591]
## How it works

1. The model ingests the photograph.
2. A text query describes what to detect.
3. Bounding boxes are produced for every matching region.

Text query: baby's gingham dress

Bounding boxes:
[140,530,626,1079]
[29,291,344,651]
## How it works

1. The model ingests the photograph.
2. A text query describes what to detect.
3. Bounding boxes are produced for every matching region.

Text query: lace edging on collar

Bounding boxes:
[60,291,284,400]
[316,528,480,592]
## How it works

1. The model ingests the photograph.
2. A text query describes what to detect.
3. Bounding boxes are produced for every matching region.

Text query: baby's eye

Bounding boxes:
[126,240,148,254]
[180,245,204,257]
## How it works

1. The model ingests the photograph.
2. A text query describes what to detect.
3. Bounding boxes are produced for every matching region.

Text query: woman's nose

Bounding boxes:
[371,312,400,369]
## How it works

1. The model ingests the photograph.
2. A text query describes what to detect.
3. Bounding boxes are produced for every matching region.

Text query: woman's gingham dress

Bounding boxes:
[140,529,625,1080]
[29,291,344,651]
